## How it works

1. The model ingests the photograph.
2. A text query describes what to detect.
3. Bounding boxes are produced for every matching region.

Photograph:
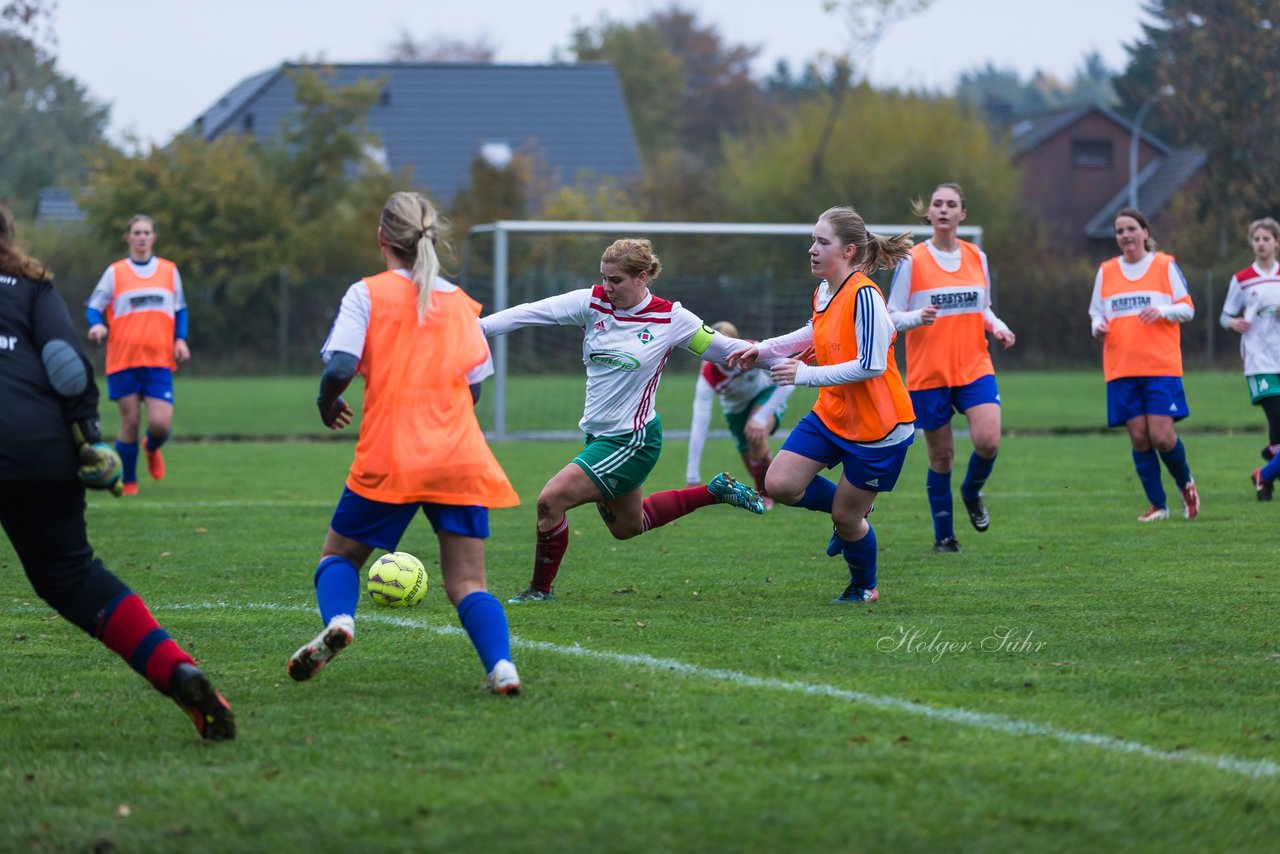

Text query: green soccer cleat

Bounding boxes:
[508,586,553,604]
[707,472,765,514]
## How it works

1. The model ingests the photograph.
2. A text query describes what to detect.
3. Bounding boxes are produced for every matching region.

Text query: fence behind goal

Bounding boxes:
[461,220,982,441]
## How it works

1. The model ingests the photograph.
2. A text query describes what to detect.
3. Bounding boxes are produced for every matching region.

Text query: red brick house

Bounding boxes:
[1010,105,1205,261]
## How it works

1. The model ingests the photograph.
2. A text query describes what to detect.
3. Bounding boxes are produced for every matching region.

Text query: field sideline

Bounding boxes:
[2,374,1277,851]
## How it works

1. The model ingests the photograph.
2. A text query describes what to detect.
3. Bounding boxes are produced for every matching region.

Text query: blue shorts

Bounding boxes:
[909,374,1000,431]
[106,367,175,402]
[781,412,913,493]
[330,486,490,551]
[1106,376,1189,427]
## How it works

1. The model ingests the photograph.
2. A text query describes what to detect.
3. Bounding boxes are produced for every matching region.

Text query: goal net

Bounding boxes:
[459,220,982,441]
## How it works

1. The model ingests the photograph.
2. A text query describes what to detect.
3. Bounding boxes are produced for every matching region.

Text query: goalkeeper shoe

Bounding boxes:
[486,659,521,696]
[170,663,235,741]
[508,586,553,604]
[288,616,354,682]
[145,445,166,481]
[708,472,765,514]
[831,585,879,604]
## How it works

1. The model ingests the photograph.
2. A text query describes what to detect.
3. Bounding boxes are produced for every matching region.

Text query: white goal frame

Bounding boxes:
[467,220,983,441]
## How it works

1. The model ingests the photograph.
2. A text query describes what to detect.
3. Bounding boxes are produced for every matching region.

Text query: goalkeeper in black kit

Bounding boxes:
[0,204,233,741]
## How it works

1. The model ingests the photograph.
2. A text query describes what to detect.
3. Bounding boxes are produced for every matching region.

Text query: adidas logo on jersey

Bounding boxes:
[866,478,880,487]
[594,320,606,331]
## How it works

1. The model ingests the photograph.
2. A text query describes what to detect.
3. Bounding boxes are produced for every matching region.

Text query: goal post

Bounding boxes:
[464,220,983,441]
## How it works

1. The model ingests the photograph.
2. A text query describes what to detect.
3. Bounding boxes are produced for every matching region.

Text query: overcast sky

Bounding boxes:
[50,0,1151,146]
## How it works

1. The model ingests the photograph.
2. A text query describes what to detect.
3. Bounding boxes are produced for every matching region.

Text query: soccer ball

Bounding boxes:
[367,551,428,608]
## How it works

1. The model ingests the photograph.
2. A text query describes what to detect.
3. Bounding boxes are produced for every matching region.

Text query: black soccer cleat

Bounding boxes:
[933,536,961,553]
[962,494,990,532]
[170,663,235,741]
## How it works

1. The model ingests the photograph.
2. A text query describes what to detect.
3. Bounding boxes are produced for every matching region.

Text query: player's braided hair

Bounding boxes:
[381,192,447,321]
[601,238,662,281]
[820,206,912,274]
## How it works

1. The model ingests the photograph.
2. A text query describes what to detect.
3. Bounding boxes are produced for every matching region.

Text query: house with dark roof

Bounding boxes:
[189,62,642,206]
[1009,104,1205,260]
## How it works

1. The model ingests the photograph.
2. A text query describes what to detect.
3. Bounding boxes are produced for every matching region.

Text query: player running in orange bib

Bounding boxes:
[887,183,1015,552]
[1088,208,1199,522]
[728,207,916,604]
[86,215,189,496]
[287,192,523,695]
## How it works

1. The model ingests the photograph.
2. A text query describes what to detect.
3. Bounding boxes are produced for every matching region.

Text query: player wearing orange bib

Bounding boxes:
[287,192,523,695]
[1088,208,1199,522]
[729,207,915,604]
[86,216,190,496]
[887,183,1015,552]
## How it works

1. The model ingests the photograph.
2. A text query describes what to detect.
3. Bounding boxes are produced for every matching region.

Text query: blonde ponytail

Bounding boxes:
[380,192,447,322]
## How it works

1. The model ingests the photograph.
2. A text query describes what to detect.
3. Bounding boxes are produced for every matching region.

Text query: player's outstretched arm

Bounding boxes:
[317,351,358,429]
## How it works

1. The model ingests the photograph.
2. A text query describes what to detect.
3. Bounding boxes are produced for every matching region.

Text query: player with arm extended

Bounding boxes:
[85,215,190,495]
[1218,218,1280,499]
[0,204,233,740]
[727,207,915,604]
[480,239,766,604]
[286,192,523,695]
[1089,208,1199,522]
[685,320,795,509]
[886,183,1015,552]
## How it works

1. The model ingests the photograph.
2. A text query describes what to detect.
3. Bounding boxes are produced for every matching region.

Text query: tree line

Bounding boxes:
[2,0,1277,372]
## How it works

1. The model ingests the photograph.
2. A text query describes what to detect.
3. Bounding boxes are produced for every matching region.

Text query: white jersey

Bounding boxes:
[481,285,739,437]
[685,359,793,483]
[321,269,494,384]
[1220,261,1280,376]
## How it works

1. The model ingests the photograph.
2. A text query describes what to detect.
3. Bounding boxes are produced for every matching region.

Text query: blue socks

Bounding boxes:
[314,555,360,626]
[961,452,996,501]
[1132,449,1166,508]
[457,591,512,673]
[797,476,837,513]
[1263,452,1280,482]
[1157,439,1192,489]
[145,429,171,453]
[116,440,139,483]
[841,526,878,591]
[927,468,954,541]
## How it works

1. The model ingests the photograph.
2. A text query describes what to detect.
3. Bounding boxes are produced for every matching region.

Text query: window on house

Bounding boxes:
[243,112,255,133]
[1071,138,1113,168]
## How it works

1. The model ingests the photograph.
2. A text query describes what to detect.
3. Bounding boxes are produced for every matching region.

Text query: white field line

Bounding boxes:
[148,601,1280,781]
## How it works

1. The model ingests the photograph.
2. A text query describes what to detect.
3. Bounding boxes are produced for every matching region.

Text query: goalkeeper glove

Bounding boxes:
[70,422,123,496]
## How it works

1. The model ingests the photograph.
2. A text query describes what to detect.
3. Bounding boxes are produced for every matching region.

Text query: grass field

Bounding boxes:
[2,373,1277,851]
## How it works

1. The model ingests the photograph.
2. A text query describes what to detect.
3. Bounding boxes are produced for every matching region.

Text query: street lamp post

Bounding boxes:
[1128,85,1175,210]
